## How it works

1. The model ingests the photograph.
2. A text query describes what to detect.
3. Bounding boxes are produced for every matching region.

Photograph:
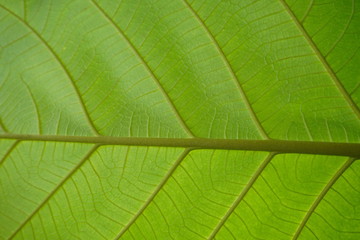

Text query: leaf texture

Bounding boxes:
[0,0,360,239]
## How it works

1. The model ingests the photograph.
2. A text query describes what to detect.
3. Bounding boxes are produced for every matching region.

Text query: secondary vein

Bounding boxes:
[279,0,360,120]
[0,4,100,136]
[182,0,270,139]
[89,0,195,138]
[292,158,355,239]
[113,148,192,239]
[208,153,276,239]
[0,140,20,166]
[8,145,100,239]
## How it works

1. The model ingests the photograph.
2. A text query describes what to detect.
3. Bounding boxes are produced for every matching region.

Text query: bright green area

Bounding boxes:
[0,0,359,239]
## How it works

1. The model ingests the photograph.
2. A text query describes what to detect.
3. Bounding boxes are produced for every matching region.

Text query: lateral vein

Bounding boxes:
[279,0,360,119]
[182,0,269,139]
[292,158,355,239]
[208,153,276,239]
[0,140,20,166]
[89,0,195,138]
[8,145,100,239]
[113,148,192,239]
[0,4,100,136]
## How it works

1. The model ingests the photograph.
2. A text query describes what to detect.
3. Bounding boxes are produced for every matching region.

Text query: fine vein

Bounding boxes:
[182,0,269,139]
[279,0,360,119]
[208,153,276,239]
[8,145,100,239]
[292,157,355,239]
[1,134,360,158]
[89,0,195,138]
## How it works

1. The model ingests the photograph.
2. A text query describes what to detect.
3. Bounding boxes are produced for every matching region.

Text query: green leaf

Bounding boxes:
[1,0,359,239]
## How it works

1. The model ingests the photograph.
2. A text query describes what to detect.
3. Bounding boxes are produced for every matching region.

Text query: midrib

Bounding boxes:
[1,133,359,158]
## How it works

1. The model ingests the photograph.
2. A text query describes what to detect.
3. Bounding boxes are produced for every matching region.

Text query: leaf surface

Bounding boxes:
[0,0,360,239]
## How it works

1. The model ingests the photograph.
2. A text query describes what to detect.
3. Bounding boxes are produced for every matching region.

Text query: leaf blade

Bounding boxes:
[0,0,359,239]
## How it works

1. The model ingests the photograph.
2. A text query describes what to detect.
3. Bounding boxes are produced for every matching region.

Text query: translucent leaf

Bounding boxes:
[1,0,359,239]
